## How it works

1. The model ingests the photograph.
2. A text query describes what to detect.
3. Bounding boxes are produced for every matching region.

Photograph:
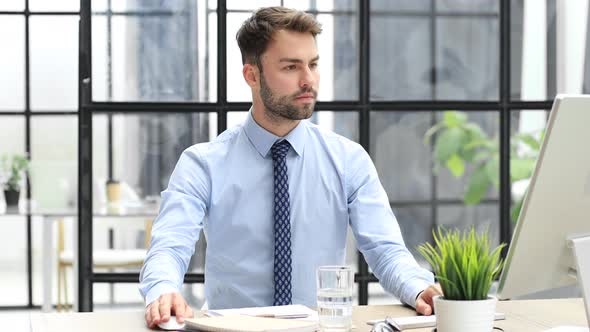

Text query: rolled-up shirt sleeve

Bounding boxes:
[139,146,210,306]
[346,143,434,307]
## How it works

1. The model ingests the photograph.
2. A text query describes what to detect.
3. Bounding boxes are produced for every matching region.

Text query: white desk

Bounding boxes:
[26,299,590,332]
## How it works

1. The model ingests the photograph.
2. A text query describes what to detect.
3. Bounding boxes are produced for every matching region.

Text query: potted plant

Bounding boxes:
[1,154,30,208]
[418,227,506,332]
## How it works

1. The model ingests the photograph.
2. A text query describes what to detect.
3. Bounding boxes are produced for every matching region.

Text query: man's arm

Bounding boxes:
[345,143,435,310]
[139,147,210,326]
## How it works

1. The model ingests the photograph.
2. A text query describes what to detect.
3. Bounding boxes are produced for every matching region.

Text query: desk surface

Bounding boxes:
[26,298,588,332]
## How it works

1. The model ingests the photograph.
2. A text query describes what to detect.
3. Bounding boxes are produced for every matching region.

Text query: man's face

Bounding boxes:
[257,30,320,121]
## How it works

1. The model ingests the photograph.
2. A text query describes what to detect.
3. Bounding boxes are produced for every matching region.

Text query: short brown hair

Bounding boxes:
[236,7,322,67]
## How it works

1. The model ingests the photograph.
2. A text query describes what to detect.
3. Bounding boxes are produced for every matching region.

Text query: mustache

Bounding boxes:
[291,88,318,99]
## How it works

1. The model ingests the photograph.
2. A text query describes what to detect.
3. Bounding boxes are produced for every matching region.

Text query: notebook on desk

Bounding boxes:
[184,315,318,332]
[205,304,317,320]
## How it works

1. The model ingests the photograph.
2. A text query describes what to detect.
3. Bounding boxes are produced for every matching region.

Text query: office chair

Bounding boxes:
[56,218,152,311]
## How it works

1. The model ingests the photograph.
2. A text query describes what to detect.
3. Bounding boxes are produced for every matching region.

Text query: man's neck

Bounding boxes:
[251,103,300,137]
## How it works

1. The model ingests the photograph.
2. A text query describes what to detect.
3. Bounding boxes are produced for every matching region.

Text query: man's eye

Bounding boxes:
[310,63,318,69]
[284,65,297,71]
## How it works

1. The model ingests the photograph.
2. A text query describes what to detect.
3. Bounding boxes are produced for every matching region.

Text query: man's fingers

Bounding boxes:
[149,301,161,327]
[145,305,153,328]
[159,294,172,322]
[173,295,186,322]
[144,292,190,328]
[415,298,433,316]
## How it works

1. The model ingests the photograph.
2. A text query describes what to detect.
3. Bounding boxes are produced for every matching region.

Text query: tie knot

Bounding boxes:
[271,140,291,160]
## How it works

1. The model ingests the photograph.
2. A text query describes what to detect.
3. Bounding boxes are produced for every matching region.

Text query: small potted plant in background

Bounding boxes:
[418,226,506,332]
[1,154,30,209]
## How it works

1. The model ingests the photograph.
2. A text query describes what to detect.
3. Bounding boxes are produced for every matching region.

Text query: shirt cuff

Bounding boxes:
[144,281,180,307]
[404,279,433,308]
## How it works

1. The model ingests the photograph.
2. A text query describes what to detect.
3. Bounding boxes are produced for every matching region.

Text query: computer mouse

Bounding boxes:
[157,316,186,331]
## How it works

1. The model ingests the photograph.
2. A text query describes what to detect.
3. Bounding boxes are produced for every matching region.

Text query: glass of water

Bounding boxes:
[316,266,353,332]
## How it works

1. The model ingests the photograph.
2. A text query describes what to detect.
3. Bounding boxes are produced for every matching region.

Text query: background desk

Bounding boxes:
[25,298,588,332]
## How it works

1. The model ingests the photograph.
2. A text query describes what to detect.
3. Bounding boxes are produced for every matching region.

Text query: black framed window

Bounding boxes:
[2,0,587,311]
[0,1,79,310]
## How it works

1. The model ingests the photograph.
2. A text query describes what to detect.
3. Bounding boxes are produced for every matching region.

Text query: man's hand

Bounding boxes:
[145,292,194,329]
[415,284,443,316]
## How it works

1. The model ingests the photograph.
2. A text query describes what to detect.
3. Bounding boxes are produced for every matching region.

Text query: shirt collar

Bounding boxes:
[243,107,306,158]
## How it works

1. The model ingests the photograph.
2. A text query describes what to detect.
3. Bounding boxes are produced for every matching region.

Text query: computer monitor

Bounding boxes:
[497,95,590,329]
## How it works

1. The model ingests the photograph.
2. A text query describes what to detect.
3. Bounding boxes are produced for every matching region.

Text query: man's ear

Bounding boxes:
[242,63,259,88]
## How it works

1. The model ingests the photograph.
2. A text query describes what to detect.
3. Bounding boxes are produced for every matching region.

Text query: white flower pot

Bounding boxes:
[433,295,497,332]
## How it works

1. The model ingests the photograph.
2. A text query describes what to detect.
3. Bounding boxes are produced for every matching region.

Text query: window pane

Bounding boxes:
[30,16,78,111]
[30,116,78,211]
[436,17,499,100]
[437,204,500,246]
[371,0,430,12]
[0,0,24,11]
[283,0,357,11]
[511,1,590,100]
[394,205,432,267]
[436,0,498,13]
[227,0,279,11]
[370,112,433,202]
[371,111,499,203]
[0,16,25,111]
[91,113,215,280]
[371,13,499,101]
[91,283,205,309]
[0,216,27,305]
[433,111,499,201]
[227,12,358,102]
[29,0,79,12]
[93,282,143,309]
[114,0,190,12]
[371,17,431,100]
[0,116,25,155]
[316,13,359,101]
[226,12,252,102]
[310,111,359,142]
[32,216,74,306]
[93,113,216,209]
[92,2,215,102]
[91,0,204,13]
[510,110,549,226]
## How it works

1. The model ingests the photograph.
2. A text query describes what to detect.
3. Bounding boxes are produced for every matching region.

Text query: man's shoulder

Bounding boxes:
[183,125,243,158]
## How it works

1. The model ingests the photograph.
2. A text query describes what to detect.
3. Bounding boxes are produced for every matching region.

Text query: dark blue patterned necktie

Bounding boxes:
[271,140,292,306]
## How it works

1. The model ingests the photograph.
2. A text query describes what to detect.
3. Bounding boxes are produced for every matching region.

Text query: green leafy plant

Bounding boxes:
[417,227,506,301]
[1,154,30,191]
[424,111,544,222]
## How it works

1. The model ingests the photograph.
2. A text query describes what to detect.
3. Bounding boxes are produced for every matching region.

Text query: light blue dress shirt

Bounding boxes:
[139,110,434,309]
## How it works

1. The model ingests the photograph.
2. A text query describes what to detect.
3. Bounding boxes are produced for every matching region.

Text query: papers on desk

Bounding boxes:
[184,305,319,332]
[205,304,318,321]
[185,315,318,332]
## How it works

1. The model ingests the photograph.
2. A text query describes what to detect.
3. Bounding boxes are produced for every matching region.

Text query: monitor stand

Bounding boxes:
[544,235,590,332]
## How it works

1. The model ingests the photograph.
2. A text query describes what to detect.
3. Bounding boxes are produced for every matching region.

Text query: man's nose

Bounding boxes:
[299,67,316,89]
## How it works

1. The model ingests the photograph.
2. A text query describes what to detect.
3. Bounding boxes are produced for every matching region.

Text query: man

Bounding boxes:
[140,7,440,328]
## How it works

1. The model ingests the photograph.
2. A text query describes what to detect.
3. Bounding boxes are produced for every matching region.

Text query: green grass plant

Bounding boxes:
[418,227,506,301]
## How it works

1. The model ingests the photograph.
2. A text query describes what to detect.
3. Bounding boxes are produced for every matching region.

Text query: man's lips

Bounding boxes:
[295,93,315,100]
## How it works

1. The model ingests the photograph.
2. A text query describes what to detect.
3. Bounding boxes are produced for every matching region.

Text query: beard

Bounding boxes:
[259,73,317,121]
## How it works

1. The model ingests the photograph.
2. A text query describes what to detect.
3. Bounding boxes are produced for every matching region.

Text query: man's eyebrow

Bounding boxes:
[279,55,320,63]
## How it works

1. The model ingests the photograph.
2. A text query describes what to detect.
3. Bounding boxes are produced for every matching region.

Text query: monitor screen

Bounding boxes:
[497,95,590,300]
